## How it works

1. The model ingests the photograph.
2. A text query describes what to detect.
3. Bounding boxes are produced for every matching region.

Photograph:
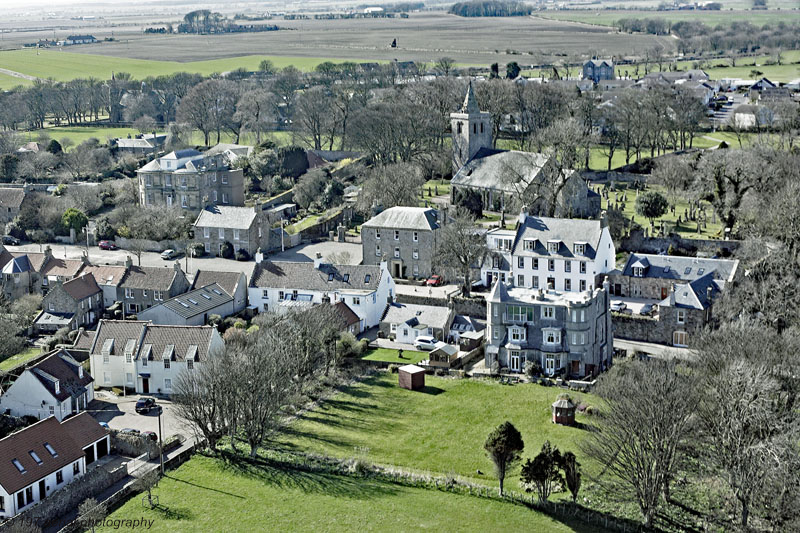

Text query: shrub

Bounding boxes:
[220,241,234,259]
[235,248,250,261]
[388,364,399,373]
[190,242,206,257]
[233,320,246,329]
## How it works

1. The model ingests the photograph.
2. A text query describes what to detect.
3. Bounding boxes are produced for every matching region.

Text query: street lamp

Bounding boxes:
[156,404,164,475]
[281,219,289,252]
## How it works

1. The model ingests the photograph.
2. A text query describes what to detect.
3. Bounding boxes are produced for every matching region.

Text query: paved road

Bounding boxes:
[89,390,190,440]
[6,240,364,279]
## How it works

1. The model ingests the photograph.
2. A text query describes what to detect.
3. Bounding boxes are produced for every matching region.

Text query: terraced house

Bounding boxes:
[137,146,246,211]
[34,273,104,333]
[485,279,613,378]
[88,320,224,394]
[117,258,190,315]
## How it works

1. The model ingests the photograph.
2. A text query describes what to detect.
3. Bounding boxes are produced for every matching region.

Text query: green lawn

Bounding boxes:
[276,373,594,488]
[100,454,596,533]
[537,9,797,28]
[285,213,322,235]
[360,347,426,364]
[0,49,383,85]
[422,179,451,198]
[0,347,41,372]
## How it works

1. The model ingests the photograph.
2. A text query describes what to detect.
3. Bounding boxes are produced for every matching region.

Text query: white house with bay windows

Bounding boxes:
[485,278,613,378]
[482,208,615,294]
[88,320,223,395]
[248,256,394,333]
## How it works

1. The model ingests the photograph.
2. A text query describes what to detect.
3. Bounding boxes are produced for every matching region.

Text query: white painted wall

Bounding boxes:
[0,372,93,422]
[0,456,85,519]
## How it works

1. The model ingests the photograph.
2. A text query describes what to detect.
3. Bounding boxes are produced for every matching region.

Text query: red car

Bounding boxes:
[425,275,444,287]
[98,240,117,250]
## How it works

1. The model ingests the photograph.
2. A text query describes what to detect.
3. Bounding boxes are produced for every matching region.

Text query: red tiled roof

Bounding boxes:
[60,412,108,450]
[333,301,360,327]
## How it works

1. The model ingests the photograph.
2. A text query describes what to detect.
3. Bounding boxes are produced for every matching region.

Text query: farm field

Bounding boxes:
[275,372,594,487]
[537,9,799,28]
[2,13,673,70]
[98,454,599,533]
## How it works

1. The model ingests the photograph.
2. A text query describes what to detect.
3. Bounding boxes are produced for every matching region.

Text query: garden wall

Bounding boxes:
[115,236,186,253]
[619,229,740,256]
[2,461,128,530]
[111,430,160,459]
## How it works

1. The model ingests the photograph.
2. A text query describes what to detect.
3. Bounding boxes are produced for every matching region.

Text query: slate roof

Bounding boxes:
[62,273,102,301]
[34,312,74,327]
[12,252,48,273]
[622,253,738,282]
[80,265,127,287]
[139,324,217,362]
[250,261,383,293]
[382,303,452,330]
[190,270,243,297]
[0,188,25,210]
[452,148,553,194]
[27,350,93,402]
[89,320,149,357]
[585,59,613,67]
[41,257,84,278]
[659,273,723,311]
[362,207,440,231]
[119,265,179,291]
[71,328,95,351]
[0,417,85,495]
[505,215,605,260]
[194,205,257,230]
[150,283,232,319]
[2,255,32,274]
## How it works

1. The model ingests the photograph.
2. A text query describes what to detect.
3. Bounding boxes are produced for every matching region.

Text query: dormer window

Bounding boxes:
[573,243,586,255]
[523,240,535,251]
[543,328,561,345]
[547,240,560,253]
[632,267,644,277]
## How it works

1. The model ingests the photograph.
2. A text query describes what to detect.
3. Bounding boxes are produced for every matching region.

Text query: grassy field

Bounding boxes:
[276,373,594,488]
[0,49,377,85]
[360,347,426,364]
[99,454,598,533]
[0,347,41,372]
[537,9,799,28]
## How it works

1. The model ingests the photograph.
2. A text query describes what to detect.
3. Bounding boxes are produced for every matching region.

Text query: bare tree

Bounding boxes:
[78,498,107,533]
[434,57,456,77]
[583,359,695,528]
[434,209,488,297]
[356,163,425,214]
[133,468,160,508]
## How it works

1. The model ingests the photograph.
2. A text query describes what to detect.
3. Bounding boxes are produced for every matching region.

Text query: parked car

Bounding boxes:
[98,240,117,250]
[98,421,110,429]
[161,249,179,260]
[425,275,444,287]
[610,301,627,312]
[142,431,158,442]
[413,336,438,351]
[639,303,655,316]
[120,428,140,435]
[135,397,156,414]
[2,235,20,245]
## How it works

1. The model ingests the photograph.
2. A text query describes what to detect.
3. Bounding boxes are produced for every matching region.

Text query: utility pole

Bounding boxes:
[157,404,164,475]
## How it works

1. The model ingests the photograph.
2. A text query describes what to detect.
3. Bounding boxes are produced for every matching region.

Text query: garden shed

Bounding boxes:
[552,395,576,426]
[398,364,425,391]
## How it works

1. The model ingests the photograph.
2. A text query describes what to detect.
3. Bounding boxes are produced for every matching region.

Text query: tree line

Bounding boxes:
[449,1,534,17]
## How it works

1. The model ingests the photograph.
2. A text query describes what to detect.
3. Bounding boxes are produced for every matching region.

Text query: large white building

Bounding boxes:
[88,320,224,395]
[482,208,615,294]
[248,256,395,333]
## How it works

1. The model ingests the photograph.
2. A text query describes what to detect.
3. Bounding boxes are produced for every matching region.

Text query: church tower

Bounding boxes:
[450,81,492,172]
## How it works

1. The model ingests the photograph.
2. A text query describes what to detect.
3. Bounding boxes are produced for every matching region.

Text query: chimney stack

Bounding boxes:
[314,252,324,270]
[124,256,132,269]
[519,205,529,226]
[669,284,676,306]
[174,260,181,272]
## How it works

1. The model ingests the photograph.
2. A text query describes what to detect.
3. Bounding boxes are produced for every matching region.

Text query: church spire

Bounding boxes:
[461,81,479,114]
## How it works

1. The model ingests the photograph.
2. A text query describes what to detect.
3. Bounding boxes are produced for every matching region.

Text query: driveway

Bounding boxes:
[609,296,660,316]
[89,390,191,441]
[394,282,461,300]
